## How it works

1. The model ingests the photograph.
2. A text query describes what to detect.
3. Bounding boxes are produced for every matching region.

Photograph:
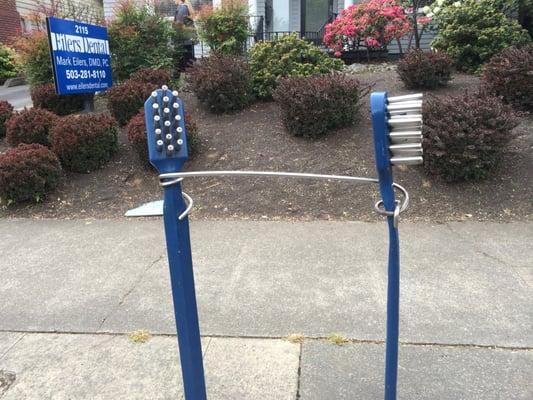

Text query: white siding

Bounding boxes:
[17,0,102,18]
[289,0,300,32]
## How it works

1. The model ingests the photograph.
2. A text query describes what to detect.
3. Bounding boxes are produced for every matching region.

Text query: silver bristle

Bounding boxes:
[388,93,423,103]
[156,139,164,151]
[163,107,170,114]
[172,90,179,97]
[390,156,423,166]
[167,144,175,154]
[390,143,423,157]
[161,85,168,91]
[151,91,157,98]
[389,131,422,143]
[175,115,181,121]
[176,127,183,133]
[177,138,184,145]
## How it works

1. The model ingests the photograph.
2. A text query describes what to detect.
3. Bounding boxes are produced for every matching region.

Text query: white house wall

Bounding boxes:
[289,0,300,31]
[17,0,103,19]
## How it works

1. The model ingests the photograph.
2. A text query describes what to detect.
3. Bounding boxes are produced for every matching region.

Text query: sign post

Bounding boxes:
[46,17,112,108]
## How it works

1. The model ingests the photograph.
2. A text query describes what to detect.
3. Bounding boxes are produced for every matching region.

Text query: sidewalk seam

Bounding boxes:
[1,330,531,352]
[295,342,303,400]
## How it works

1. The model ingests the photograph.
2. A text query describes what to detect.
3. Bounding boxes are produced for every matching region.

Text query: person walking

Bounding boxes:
[174,0,193,26]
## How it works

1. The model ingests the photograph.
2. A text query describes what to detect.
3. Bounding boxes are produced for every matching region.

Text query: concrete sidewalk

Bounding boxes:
[0,219,531,399]
[0,85,32,110]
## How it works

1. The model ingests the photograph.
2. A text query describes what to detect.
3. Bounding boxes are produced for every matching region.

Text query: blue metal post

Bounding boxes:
[162,183,207,400]
[371,92,400,400]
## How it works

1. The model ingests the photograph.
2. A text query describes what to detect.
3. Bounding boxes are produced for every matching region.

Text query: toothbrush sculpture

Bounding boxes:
[145,85,423,400]
[144,86,207,400]
[371,92,423,400]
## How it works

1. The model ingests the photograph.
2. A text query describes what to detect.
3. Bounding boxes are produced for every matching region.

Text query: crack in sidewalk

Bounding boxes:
[0,330,531,352]
[0,333,26,362]
[445,223,531,288]
[97,254,164,330]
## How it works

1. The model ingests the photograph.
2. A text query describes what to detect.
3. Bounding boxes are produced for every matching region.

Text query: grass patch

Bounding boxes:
[286,334,305,344]
[325,334,349,346]
[128,329,152,343]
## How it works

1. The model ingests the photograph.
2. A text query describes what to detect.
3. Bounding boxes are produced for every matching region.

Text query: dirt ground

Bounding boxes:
[1,71,532,222]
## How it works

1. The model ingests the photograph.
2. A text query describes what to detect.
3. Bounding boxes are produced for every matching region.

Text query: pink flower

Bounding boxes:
[334,51,342,57]
[417,16,432,25]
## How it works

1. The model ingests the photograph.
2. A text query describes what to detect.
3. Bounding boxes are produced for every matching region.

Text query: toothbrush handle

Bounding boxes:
[163,183,207,400]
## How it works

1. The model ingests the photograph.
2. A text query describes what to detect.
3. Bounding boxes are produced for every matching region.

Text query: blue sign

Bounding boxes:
[46,17,112,95]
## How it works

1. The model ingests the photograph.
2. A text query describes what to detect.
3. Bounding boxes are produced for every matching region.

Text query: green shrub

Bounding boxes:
[397,49,453,89]
[108,1,180,82]
[0,44,17,81]
[6,108,58,147]
[422,93,520,181]
[431,0,531,72]
[50,114,119,172]
[0,143,61,205]
[12,31,53,86]
[482,45,533,111]
[273,74,368,138]
[127,109,200,164]
[0,101,14,139]
[188,55,254,113]
[106,79,155,126]
[249,34,344,98]
[31,82,85,116]
[196,0,249,56]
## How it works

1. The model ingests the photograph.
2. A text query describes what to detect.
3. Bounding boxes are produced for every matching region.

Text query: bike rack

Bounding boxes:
[143,86,423,400]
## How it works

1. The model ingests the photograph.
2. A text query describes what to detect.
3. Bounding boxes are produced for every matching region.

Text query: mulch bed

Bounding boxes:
[1,71,532,222]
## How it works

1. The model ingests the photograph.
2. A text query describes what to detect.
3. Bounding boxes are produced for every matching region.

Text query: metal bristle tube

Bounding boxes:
[386,94,424,166]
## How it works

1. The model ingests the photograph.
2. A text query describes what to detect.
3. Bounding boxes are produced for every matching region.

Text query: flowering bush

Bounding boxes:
[482,45,533,111]
[50,114,119,172]
[324,0,411,55]
[31,82,85,115]
[273,74,369,138]
[6,108,58,147]
[0,101,14,139]
[249,34,344,98]
[0,144,61,205]
[431,0,531,72]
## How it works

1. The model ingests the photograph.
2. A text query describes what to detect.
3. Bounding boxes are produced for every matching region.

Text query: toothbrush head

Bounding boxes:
[371,92,424,173]
[144,87,188,173]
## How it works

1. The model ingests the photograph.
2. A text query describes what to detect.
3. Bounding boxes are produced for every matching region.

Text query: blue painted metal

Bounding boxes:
[370,92,401,400]
[145,90,207,400]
